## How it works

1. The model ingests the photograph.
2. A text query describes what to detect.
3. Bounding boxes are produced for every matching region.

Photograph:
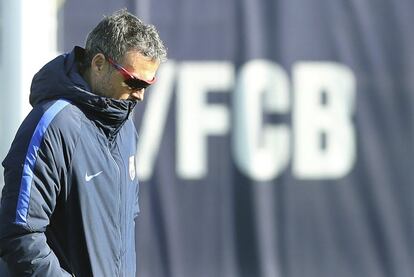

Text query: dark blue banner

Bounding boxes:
[49,0,414,276]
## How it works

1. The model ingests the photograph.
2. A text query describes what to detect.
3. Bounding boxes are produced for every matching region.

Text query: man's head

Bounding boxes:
[82,10,167,101]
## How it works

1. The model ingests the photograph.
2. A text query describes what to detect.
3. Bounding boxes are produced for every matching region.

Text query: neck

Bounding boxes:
[81,68,93,90]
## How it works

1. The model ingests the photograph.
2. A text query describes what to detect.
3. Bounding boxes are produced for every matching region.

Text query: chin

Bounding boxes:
[126,96,142,102]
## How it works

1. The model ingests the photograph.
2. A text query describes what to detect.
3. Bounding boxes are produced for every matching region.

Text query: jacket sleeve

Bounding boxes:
[0,104,73,276]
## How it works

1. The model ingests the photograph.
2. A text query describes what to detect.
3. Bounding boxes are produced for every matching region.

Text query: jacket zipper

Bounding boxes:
[106,142,122,276]
[114,143,128,276]
[118,144,128,276]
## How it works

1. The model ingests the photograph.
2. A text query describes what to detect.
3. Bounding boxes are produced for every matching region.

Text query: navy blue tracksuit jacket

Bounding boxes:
[0,47,140,276]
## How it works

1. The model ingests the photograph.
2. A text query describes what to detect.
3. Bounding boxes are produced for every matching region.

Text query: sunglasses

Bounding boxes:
[97,47,156,90]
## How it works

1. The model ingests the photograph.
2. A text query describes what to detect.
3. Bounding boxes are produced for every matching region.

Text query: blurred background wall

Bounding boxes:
[1,0,414,276]
[0,0,59,194]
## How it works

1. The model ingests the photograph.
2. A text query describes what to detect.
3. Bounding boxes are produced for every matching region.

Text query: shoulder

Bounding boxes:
[41,100,85,158]
[2,99,83,167]
[25,99,85,152]
[26,99,82,129]
[46,99,83,134]
[29,99,83,143]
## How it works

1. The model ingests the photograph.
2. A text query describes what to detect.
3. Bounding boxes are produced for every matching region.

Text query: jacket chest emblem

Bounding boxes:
[129,155,136,181]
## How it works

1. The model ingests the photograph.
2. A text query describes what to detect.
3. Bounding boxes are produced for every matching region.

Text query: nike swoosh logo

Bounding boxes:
[85,171,103,182]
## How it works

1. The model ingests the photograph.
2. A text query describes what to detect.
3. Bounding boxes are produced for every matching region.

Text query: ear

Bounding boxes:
[90,53,106,74]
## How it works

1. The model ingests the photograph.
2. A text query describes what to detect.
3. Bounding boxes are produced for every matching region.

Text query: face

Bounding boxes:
[90,50,160,101]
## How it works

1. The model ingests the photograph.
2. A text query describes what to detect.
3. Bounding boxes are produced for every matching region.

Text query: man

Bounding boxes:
[0,10,167,276]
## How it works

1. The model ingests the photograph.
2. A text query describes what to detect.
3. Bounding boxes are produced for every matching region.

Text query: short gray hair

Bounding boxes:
[84,9,167,67]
